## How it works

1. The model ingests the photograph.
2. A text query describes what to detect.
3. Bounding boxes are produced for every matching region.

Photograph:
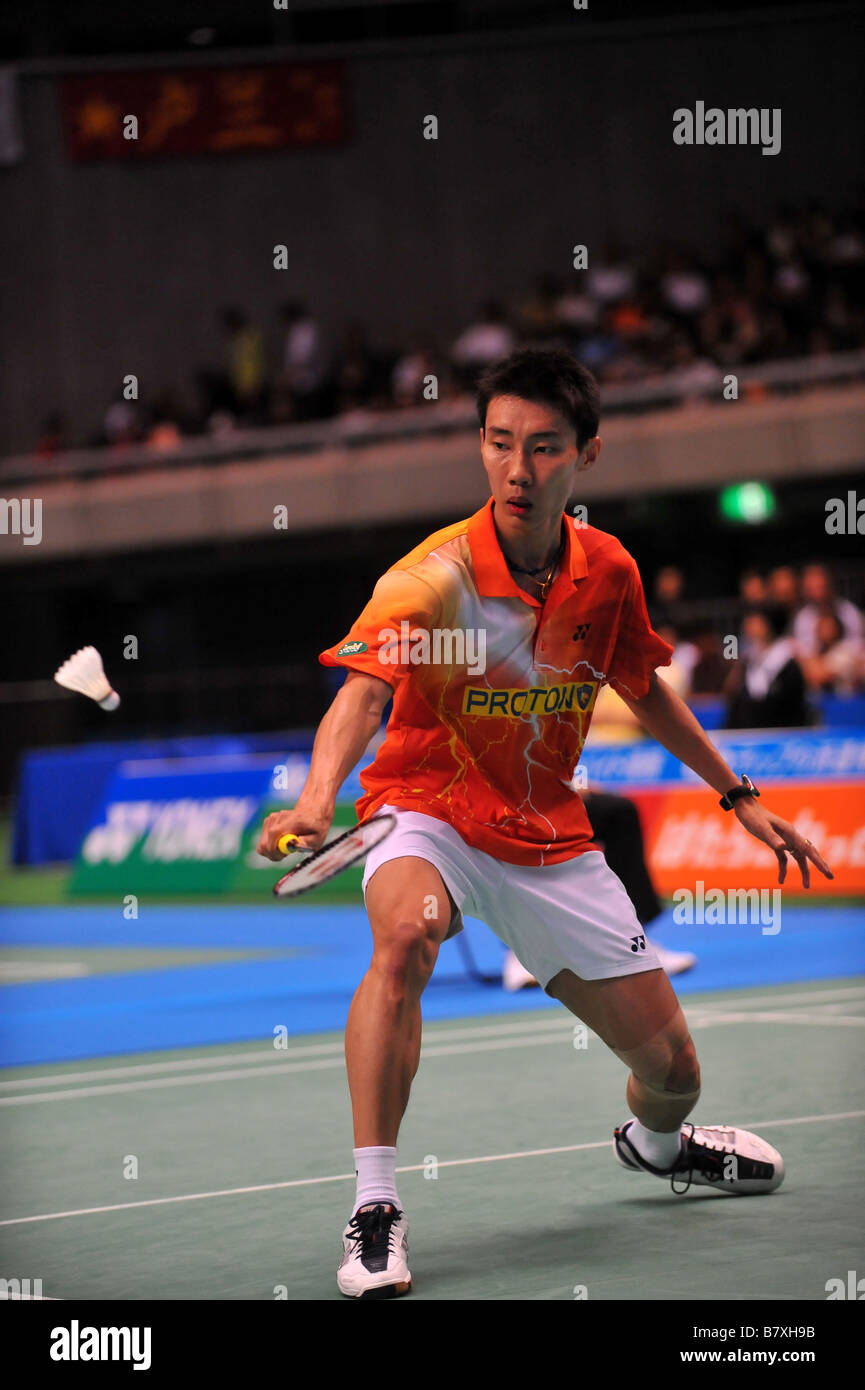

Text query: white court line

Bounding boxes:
[689,1010,865,1028]
[0,962,89,981]
[0,1030,581,1107]
[1,1109,862,1229]
[3,1000,864,1107]
[683,984,865,1011]
[3,981,863,1094]
[0,1016,571,1091]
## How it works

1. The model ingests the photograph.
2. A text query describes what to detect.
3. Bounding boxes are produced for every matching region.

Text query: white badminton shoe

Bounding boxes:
[337,1202,412,1299]
[652,943,697,976]
[502,949,540,991]
[614,1120,784,1195]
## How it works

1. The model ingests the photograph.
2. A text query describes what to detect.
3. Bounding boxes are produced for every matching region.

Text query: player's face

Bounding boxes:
[480,395,599,544]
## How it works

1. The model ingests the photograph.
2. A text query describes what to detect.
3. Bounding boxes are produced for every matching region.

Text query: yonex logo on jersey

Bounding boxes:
[337,641,368,657]
[462,680,597,718]
[572,623,592,640]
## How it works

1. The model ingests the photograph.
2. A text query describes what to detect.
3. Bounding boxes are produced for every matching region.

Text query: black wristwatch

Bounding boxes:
[719,774,760,811]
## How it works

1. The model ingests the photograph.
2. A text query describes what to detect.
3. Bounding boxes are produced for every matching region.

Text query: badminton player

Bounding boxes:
[258,346,833,1299]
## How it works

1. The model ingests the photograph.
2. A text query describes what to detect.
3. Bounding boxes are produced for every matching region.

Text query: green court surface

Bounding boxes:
[1,977,863,1302]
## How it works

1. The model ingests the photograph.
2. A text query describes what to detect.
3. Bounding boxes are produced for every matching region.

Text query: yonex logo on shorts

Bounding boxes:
[462,680,597,717]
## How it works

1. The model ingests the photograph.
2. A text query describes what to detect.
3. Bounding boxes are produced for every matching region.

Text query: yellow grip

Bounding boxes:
[277,832,302,855]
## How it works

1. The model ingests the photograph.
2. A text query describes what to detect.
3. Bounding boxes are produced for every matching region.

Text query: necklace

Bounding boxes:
[504,535,564,603]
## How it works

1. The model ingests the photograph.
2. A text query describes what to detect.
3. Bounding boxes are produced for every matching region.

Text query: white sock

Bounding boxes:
[628,1119,682,1169]
[352,1146,399,1215]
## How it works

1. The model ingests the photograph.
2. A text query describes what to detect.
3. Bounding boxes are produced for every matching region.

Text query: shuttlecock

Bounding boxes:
[53,646,120,711]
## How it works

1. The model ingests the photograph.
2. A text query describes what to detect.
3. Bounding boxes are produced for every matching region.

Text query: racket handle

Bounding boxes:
[277,832,302,855]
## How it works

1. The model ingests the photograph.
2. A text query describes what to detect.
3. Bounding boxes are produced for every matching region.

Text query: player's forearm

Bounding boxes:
[622,672,739,795]
[297,674,391,817]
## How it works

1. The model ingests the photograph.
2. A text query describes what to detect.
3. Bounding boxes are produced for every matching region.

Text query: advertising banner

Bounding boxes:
[69,732,865,898]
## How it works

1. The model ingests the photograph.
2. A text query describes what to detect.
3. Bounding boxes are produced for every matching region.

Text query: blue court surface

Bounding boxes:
[1,901,864,1066]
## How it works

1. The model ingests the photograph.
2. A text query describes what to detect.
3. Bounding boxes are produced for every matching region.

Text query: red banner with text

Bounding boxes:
[61,63,347,160]
[631,781,865,895]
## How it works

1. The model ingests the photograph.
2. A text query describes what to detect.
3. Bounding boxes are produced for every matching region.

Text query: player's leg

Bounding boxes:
[347,854,456,1145]
[338,853,456,1299]
[547,966,783,1194]
[547,965,700,1139]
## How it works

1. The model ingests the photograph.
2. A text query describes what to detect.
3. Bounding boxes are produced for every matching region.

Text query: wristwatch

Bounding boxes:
[719,774,760,811]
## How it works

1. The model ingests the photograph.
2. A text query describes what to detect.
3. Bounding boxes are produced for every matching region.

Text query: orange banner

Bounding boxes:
[630,782,865,895]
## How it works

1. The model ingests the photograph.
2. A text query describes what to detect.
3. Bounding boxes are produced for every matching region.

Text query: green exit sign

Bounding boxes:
[719,481,776,524]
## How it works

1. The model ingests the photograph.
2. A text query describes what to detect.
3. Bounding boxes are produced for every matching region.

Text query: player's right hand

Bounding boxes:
[257,809,332,861]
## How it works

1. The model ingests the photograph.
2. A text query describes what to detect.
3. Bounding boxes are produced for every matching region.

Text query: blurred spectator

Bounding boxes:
[221,307,268,422]
[819,282,861,351]
[23,198,865,459]
[451,302,514,389]
[516,274,564,340]
[666,333,719,399]
[801,613,865,695]
[586,241,636,305]
[577,308,623,375]
[660,248,711,322]
[739,568,767,606]
[585,681,645,743]
[145,392,184,452]
[555,278,599,343]
[334,321,378,412]
[725,604,810,728]
[794,563,865,655]
[699,274,762,365]
[281,301,328,421]
[654,624,693,699]
[773,257,813,351]
[103,394,141,450]
[650,565,687,629]
[766,202,798,263]
[766,565,799,619]
[687,626,730,696]
[34,411,67,459]
[392,340,445,408]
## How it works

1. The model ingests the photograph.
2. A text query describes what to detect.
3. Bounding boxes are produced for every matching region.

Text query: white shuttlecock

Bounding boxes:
[53,646,120,711]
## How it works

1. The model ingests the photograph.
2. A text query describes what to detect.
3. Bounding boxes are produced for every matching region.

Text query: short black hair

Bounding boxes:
[476,346,601,450]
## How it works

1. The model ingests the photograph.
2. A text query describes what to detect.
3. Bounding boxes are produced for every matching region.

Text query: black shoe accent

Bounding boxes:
[357,1279,411,1301]
[615,1123,682,1178]
[346,1203,403,1275]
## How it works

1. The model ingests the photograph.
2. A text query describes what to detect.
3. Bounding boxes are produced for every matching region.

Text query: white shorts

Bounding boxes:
[361,804,662,991]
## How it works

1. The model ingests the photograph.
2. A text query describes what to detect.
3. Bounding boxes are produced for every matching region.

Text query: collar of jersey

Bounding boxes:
[467,498,588,603]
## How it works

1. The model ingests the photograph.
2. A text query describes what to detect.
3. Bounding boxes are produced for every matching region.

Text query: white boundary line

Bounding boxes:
[0,1031,581,1106]
[688,984,865,1010]
[3,983,863,1093]
[1,1109,862,1229]
[2,981,863,1094]
[3,994,865,1106]
[0,1016,571,1091]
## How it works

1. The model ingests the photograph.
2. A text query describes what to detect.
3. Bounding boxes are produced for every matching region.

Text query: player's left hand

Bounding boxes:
[732,798,834,887]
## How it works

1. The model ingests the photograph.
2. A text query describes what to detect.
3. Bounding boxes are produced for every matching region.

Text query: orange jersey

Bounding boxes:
[320,499,672,866]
